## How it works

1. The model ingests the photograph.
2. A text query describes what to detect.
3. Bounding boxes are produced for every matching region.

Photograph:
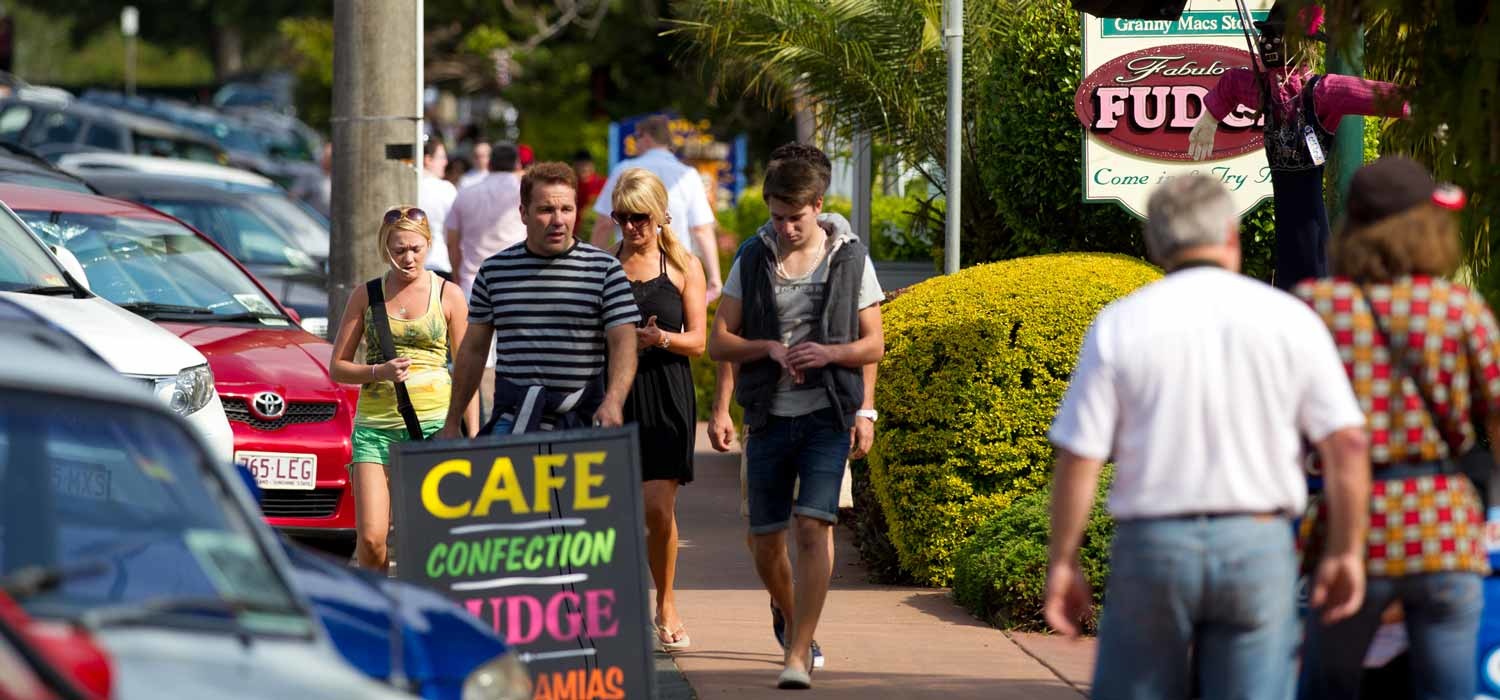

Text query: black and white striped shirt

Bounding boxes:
[468,241,640,391]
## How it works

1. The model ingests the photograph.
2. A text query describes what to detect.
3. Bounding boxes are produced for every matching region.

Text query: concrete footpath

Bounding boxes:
[654,426,1097,699]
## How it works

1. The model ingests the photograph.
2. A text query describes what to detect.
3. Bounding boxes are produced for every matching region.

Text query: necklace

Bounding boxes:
[774,233,829,279]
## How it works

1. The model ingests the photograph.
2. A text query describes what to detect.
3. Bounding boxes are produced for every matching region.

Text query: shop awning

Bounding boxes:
[1070,0,1190,19]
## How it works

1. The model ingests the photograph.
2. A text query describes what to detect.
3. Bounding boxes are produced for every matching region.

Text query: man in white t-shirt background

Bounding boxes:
[1044,174,1372,700]
[590,115,723,301]
[418,136,458,278]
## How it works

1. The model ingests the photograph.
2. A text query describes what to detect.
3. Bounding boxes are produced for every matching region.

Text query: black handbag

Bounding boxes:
[366,277,428,442]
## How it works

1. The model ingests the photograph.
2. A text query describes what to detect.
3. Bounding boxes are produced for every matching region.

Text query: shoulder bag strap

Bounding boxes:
[1360,284,1447,452]
[366,277,427,441]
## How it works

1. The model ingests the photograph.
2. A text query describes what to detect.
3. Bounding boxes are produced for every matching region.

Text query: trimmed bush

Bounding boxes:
[868,253,1160,585]
[951,469,1114,633]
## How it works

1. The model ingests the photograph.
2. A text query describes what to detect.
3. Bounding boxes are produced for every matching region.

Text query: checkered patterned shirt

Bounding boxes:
[1296,276,1500,576]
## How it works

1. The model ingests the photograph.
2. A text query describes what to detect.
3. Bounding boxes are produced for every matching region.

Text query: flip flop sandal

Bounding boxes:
[656,623,691,650]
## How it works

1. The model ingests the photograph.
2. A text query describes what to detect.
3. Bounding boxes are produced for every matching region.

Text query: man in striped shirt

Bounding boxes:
[438,162,640,436]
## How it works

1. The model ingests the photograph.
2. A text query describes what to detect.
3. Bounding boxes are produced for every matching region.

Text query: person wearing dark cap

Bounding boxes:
[1294,156,1497,700]
[1188,1,1410,291]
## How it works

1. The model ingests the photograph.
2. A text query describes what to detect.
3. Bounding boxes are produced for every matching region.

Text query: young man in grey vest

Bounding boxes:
[710,152,884,689]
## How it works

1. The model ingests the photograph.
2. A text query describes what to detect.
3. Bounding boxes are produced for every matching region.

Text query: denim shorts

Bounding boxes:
[745,407,851,534]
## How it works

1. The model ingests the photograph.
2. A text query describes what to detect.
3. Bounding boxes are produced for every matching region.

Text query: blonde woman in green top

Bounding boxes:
[330,205,480,572]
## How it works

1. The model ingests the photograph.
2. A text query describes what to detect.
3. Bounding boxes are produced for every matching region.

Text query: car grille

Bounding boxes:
[260,488,342,519]
[222,397,338,431]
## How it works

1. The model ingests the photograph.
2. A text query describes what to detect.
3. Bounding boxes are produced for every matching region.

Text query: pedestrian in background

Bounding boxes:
[710,146,884,690]
[437,162,639,438]
[445,142,527,424]
[460,139,491,190]
[444,155,471,189]
[574,149,606,212]
[329,206,480,572]
[608,168,708,651]
[591,116,723,302]
[1295,156,1499,700]
[1045,174,1371,700]
[419,136,458,280]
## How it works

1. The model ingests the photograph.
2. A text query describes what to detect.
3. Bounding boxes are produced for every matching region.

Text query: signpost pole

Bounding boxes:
[120,7,138,98]
[1325,24,1366,221]
[943,0,963,275]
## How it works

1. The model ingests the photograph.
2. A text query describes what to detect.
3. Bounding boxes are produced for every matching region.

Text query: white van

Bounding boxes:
[0,199,234,461]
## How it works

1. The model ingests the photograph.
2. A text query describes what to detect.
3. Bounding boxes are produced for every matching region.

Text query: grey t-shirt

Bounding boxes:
[723,236,883,417]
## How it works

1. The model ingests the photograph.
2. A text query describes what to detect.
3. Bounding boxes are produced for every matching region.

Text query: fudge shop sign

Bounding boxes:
[1077,0,1273,218]
[392,427,652,700]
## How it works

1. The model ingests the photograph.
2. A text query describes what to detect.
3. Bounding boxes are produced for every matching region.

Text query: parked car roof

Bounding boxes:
[0,182,177,222]
[0,143,95,194]
[56,153,275,189]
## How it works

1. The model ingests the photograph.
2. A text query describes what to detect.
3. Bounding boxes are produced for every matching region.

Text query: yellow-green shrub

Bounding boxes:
[869,253,1160,585]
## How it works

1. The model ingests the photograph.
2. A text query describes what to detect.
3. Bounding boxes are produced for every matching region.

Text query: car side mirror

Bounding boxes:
[235,463,264,505]
[49,245,91,292]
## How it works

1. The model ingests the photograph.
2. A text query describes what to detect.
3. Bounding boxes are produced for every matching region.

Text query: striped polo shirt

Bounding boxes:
[468,240,640,392]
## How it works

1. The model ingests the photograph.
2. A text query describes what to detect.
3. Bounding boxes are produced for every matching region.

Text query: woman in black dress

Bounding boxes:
[609,168,707,650]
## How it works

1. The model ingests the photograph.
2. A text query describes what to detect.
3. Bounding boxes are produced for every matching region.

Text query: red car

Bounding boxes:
[0,184,359,543]
[0,590,112,700]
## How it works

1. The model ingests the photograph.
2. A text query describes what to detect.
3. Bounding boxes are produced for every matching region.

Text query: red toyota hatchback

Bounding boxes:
[0,184,358,543]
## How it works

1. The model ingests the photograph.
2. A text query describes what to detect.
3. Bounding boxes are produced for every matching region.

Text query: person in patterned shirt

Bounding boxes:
[1295,156,1497,700]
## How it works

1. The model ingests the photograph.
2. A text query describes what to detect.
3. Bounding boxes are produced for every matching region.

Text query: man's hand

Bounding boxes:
[1043,558,1093,638]
[708,410,736,452]
[594,398,625,428]
[1309,552,1366,624]
[849,416,874,459]
[787,342,835,372]
[767,342,803,384]
[1188,112,1219,161]
[434,422,463,440]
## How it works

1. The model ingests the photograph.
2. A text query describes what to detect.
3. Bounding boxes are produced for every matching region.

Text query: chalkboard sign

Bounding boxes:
[390,426,654,700]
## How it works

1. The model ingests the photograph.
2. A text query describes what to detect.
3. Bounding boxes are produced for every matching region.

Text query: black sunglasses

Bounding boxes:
[611,211,652,227]
[384,207,428,225]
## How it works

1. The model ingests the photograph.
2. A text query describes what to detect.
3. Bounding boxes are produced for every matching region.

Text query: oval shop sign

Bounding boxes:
[1074,43,1263,162]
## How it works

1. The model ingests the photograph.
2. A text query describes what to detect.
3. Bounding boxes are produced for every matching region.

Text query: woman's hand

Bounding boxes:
[374,357,412,383]
[636,315,664,350]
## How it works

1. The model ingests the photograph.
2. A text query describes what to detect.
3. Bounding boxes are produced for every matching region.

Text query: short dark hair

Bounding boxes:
[422,134,445,158]
[520,162,578,207]
[635,115,672,146]
[491,142,520,172]
[572,148,595,164]
[768,142,831,175]
[763,150,830,208]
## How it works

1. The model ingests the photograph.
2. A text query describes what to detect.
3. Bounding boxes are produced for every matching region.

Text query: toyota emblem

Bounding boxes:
[251,391,287,420]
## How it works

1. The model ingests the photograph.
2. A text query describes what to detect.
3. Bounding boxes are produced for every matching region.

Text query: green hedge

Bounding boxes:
[717,185,942,263]
[868,253,1160,585]
[951,469,1114,633]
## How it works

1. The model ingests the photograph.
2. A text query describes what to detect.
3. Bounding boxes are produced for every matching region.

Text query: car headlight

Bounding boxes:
[462,651,530,700]
[161,364,215,415]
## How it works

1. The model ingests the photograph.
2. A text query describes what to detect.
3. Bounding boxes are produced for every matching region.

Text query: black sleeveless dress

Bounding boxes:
[621,249,696,484]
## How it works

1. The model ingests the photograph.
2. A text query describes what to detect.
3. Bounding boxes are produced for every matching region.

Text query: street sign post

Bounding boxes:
[391,427,655,700]
[121,6,138,97]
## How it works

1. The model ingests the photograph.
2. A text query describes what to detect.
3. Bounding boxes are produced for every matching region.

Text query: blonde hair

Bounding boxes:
[1330,203,1461,283]
[377,206,432,256]
[611,168,694,274]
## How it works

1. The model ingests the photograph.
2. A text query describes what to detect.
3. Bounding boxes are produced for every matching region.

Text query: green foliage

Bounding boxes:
[689,298,742,423]
[718,185,944,262]
[11,5,215,86]
[518,117,609,167]
[279,18,335,134]
[868,253,1160,585]
[951,470,1113,632]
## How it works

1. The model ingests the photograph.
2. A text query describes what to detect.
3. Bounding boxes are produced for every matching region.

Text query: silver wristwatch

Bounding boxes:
[855,409,878,423]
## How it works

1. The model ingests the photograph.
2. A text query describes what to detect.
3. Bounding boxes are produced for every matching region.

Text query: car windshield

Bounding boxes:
[139,198,320,273]
[13,210,290,323]
[0,392,311,637]
[248,193,328,259]
[0,206,71,291]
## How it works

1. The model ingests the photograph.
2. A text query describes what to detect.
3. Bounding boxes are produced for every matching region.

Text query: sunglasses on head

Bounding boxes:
[383,207,427,225]
[611,211,652,227]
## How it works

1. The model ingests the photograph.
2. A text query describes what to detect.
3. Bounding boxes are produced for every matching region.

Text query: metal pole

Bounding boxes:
[851,129,873,248]
[330,0,420,338]
[943,0,963,274]
[125,36,136,97]
[1325,24,1366,221]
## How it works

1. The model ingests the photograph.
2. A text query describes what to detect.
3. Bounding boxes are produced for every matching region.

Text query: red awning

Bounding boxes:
[1070,0,1190,19]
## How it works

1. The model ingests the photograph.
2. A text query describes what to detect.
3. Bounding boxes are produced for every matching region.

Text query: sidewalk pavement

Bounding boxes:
[655,425,1097,699]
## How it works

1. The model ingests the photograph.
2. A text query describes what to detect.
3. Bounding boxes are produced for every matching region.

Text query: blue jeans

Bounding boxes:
[488,417,515,435]
[744,408,850,534]
[1299,572,1482,700]
[1093,515,1298,700]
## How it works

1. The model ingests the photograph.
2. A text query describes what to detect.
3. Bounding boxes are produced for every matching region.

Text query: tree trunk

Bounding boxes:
[214,24,245,79]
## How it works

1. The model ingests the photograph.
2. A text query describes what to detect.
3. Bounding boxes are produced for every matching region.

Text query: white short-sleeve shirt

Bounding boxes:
[593,148,716,256]
[418,174,457,273]
[1048,267,1365,520]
